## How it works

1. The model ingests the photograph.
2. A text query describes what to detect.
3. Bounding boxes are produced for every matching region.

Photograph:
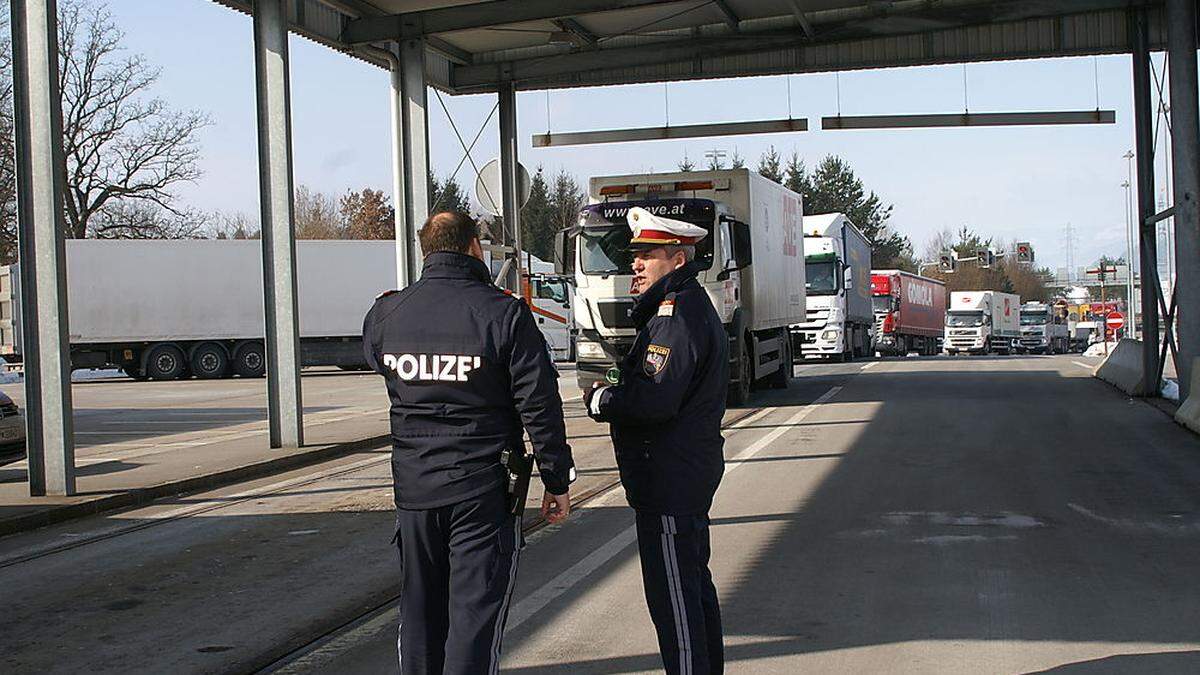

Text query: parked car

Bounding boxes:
[0,388,25,461]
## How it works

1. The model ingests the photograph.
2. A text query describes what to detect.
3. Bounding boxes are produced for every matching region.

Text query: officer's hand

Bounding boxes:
[584,383,605,420]
[542,490,571,524]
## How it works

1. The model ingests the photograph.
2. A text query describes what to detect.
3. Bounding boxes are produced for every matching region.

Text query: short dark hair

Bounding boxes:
[419,211,479,256]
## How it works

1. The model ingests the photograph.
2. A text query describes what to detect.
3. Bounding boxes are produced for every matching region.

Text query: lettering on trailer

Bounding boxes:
[905,281,934,307]
[781,195,799,257]
[381,354,482,382]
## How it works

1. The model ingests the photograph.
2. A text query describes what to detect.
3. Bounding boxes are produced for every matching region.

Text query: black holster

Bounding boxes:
[500,446,534,517]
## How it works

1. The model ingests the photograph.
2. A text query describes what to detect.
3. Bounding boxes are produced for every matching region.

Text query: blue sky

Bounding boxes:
[110,0,1172,273]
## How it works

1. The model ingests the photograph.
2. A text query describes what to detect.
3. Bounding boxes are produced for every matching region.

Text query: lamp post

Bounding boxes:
[1123,149,1136,337]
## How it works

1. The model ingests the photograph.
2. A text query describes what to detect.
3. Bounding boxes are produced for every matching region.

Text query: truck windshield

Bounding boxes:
[1020,312,1049,326]
[872,296,894,314]
[946,311,985,327]
[805,261,839,295]
[578,200,715,275]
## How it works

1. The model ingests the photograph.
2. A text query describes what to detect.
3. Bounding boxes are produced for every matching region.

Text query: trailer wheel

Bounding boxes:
[233,342,266,378]
[190,342,230,379]
[145,344,187,380]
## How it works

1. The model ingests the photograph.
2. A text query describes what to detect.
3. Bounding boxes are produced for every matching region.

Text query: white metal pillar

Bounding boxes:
[498,81,523,292]
[397,38,429,281]
[1167,0,1200,399]
[10,0,75,495]
[253,0,303,449]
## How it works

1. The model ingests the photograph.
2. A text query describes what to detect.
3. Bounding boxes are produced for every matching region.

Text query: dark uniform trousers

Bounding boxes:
[636,512,723,675]
[394,487,521,675]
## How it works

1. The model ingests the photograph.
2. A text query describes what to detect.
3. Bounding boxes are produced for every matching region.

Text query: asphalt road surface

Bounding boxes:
[4,355,1200,674]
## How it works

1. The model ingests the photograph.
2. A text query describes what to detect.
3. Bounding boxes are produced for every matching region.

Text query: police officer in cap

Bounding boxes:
[585,206,729,674]
[363,210,576,674]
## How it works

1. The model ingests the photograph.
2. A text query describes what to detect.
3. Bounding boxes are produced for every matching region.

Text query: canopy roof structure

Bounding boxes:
[211,0,1169,94]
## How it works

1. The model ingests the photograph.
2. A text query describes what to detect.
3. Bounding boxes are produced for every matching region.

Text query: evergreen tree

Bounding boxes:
[783,151,807,196]
[429,173,470,214]
[520,167,554,260]
[757,146,783,183]
[803,155,912,269]
[730,149,745,169]
[678,153,696,172]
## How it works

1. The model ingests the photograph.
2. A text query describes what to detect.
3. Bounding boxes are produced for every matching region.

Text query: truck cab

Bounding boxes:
[793,214,873,362]
[944,291,1019,355]
[1017,301,1069,354]
[559,169,804,406]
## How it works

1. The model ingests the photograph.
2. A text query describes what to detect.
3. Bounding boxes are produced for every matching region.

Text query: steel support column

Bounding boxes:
[498,81,522,292]
[10,0,75,495]
[397,38,429,281]
[1133,8,1160,396]
[1167,0,1200,399]
[384,49,412,289]
[253,0,303,449]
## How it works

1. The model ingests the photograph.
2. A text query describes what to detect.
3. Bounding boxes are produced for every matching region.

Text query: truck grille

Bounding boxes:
[0,402,17,418]
[596,300,636,329]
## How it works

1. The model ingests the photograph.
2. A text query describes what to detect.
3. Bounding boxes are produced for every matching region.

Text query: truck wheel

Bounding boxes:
[727,342,752,407]
[145,344,187,380]
[767,330,791,390]
[233,342,267,378]
[190,342,230,379]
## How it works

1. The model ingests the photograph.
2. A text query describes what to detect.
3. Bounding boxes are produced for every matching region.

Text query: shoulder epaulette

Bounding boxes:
[375,289,400,300]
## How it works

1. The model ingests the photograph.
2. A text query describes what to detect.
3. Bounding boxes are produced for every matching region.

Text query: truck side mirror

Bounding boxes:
[552,229,574,275]
[732,220,752,268]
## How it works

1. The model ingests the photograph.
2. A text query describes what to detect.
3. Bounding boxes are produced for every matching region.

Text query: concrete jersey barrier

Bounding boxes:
[1175,357,1200,434]
[1093,338,1146,396]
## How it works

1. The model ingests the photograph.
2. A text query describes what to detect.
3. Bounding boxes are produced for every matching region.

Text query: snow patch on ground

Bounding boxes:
[1083,342,1119,358]
[1162,378,1180,401]
[70,368,126,381]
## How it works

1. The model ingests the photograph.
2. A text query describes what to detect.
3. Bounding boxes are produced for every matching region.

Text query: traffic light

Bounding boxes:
[938,253,956,273]
[976,248,994,268]
[1015,242,1033,264]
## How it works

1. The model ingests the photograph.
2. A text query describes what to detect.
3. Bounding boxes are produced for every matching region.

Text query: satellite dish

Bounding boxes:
[475,158,532,217]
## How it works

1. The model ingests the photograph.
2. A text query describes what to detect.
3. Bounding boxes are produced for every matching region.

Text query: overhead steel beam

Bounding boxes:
[1167,0,1199,400]
[554,18,598,46]
[787,0,816,37]
[821,111,1116,129]
[452,0,1150,91]
[10,0,76,496]
[1132,7,1159,397]
[341,0,677,43]
[253,0,304,450]
[533,118,808,147]
[711,0,740,31]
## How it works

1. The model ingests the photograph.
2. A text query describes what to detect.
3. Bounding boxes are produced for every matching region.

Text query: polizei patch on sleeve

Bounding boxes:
[643,344,671,376]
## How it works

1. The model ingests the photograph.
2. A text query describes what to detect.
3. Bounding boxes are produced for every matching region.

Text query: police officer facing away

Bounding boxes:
[585,207,729,674]
[363,211,575,674]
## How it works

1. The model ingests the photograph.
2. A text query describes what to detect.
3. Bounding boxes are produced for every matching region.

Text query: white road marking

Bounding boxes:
[860,362,878,371]
[1072,361,1094,370]
[504,385,843,634]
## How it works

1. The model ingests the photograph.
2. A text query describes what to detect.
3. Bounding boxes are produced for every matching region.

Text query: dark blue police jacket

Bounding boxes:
[591,262,728,515]
[362,251,575,509]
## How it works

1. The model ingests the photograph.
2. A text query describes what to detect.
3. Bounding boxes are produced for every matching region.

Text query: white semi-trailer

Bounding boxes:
[792,213,873,361]
[943,290,1020,355]
[0,239,570,379]
[558,168,805,405]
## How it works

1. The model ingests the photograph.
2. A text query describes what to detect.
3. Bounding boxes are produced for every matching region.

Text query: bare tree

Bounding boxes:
[294,185,342,239]
[210,211,259,240]
[0,15,18,264]
[0,0,210,251]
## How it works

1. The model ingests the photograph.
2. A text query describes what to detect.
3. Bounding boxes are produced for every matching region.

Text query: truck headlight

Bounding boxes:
[821,329,840,341]
[576,340,605,360]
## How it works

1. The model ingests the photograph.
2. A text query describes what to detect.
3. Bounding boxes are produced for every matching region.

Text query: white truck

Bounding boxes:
[521,256,575,361]
[792,213,873,362]
[0,239,572,379]
[556,168,805,405]
[943,290,1020,355]
[1016,301,1070,354]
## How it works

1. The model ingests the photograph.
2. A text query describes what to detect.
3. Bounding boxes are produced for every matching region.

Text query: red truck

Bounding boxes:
[871,270,947,356]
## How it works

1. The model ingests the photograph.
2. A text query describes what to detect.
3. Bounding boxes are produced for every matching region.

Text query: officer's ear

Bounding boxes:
[468,237,485,262]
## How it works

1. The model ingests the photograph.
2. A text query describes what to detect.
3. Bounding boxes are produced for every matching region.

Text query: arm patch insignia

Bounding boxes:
[644,344,671,376]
